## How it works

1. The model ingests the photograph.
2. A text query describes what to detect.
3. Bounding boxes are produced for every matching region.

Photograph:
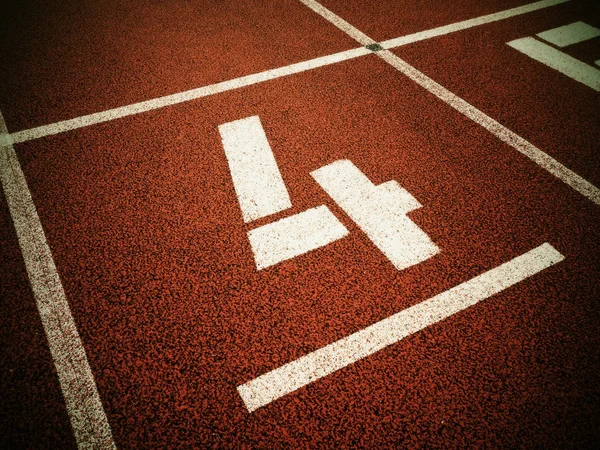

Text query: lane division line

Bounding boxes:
[8,0,565,144]
[237,243,565,412]
[298,0,600,206]
[0,110,116,449]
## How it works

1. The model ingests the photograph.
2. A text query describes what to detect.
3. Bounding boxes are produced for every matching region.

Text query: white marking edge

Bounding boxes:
[296,0,600,206]
[0,110,115,449]
[238,243,565,412]
[8,0,564,144]
[311,160,439,270]
[536,21,600,47]
[248,205,349,270]
[381,0,569,49]
[507,37,600,91]
[219,116,292,223]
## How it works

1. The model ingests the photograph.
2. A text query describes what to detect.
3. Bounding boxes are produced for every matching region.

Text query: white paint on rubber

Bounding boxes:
[537,21,600,47]
[219,116,292,223]
[247,205,348,270]
[8,1,565,144]
[0,111,115,449]
[381,0,569,49]
[376,49,600,205]
[508,37,600,91]
[237,243,564,412]
[311,160,439,270]
[11,47,370,144]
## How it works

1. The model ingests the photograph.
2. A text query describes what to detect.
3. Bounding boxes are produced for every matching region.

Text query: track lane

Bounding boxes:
[12,53,600,447]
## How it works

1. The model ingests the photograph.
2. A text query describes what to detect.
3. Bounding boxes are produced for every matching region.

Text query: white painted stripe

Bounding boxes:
[537,21,600,47]
[297,0,377,46]
[219,116,292,223]
[8,1,564,144]
[10,47,370,144]
[381,0,569,49]
[508,37,600,90]
[238,243,564,412]
[296,0,600,205]
[376,49,600,205]
[247,205,348,270]
[311,160,439,270]
[0,111,115,448]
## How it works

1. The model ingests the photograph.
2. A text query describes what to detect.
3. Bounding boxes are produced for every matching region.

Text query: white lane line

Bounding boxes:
[8,0,564,144]
[380,0,569,49]
[0,110,115,449]
[376,49,600,205]
[311,160,439,270]
[238,243,565,412]
[508,37,600,90]
[381,0,569,49]
[295,0,600,206]
[10,47,370,144]
[247,205,348,270]
[536,21,600,47]
[219,116,292,223]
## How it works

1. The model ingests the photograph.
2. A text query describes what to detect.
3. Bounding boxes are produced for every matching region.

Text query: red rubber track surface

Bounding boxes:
[0,190,76,449]
[12,54,600,447]
[2,0,600,448]
[393,1,600,186]
[0,0,356,131]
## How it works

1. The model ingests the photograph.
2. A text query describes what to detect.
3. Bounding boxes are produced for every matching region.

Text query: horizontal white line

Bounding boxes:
[507,37,600,91]
[536,21,600,47]
[10,47,370,144]
[247,205,348,270]
[7,0,565,143]
[381,0,570,49]
[0,110,115,448]
[237,243,564,412]
[219,116,292,223]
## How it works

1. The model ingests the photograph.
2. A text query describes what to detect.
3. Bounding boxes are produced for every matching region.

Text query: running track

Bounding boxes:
[1,0,599,448]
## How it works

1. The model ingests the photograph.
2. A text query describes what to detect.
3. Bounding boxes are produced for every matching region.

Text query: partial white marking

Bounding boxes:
[596,59,600,67]
[238,243,564,412]
[11,47,370,144]
[247,205,348,270]
[376,49,600,205]
[508,37,600,90]
[219,116,292,223]
[537,21,600,47]
[0,111,115,448]
[9,0,565,144]
[311,160,439,270]
[381,0,570,49]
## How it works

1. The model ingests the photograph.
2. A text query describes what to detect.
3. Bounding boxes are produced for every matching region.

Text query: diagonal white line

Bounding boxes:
[238,243,565,412]
[0,110,116,449]
[296,0,600,206]
[8,0,565,144]
[381,0,569,49]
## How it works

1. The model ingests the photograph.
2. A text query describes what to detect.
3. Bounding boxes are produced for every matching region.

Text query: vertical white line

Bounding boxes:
[0,111,116,449]
[237,243,564,412]
[219,116,293,223]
